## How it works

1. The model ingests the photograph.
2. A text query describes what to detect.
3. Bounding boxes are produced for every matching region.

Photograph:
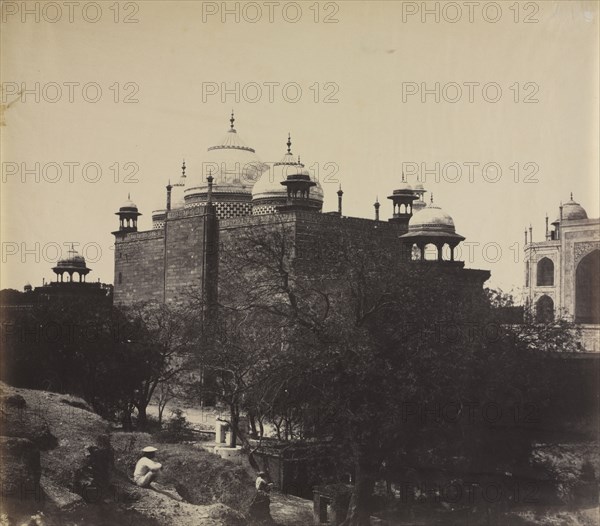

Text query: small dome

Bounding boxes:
[561,197,588,221]
[392,173,414,195]
[393,181,413,193]
[119,195,138,213]
[409,201,456,233]
[414,182,425,192]
[56,248,88,269]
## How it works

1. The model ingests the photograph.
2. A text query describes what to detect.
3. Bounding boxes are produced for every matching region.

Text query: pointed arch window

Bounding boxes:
[535,295,554,323]
[536,257,554,286]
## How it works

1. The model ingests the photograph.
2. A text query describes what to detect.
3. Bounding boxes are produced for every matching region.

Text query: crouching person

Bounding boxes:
[134,446,162,487]
[134,446,183,501]
[248,471,274,523]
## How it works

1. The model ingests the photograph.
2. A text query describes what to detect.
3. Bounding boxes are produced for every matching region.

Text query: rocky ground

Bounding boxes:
[0,382,312,526]
[2,382,598,526]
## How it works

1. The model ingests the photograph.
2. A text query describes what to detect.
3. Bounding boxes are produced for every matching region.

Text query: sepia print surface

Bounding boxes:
[1,1,599,525]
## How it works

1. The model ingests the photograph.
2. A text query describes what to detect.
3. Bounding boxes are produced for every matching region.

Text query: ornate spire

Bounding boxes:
[207,169,214,203]
[337,184,344,215]
[287,133,292,154]
[166,180,172,210]
[230,110,235,130]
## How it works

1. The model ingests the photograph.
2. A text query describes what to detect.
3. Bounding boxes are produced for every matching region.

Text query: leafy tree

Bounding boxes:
[0,296,200,430]
[118,301,200,429]
[214,219,580,525]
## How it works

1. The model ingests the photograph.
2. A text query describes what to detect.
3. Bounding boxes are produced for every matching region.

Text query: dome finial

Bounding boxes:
[230,110,235,130]
[128,192,131,200]
[287,133,292,154]
[182,159,186,177]
[430,193,434,204]
[570,192,573,200]
[402,171,406,183]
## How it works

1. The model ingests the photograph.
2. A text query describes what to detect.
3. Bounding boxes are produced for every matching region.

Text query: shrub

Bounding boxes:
[158,409,195,443]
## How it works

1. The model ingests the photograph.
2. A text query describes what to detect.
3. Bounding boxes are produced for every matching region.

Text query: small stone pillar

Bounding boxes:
[215,421,231,446]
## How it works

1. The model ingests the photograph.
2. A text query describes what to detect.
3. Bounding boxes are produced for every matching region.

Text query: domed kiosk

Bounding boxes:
[400,195,465,262]
[52,246,91,282]
[388,173,418,233]
[114,194,141,233]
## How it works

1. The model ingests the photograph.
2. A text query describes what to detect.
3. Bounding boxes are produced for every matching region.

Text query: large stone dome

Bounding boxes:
[185,114,267,205]
[171,185,186,209]
[252,138,323,215]
[252,151,296,201]
[561,197,588,221]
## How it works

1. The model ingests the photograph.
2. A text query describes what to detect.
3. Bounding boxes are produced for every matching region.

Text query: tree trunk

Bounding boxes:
[248,410,258,439]
[137,404,148,429]
[340,458,377,526]
[258,418,264,439]
[158,403,165,429]
[230,404,239,448]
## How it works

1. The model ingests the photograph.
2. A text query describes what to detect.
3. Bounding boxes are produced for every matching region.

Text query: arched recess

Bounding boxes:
[424,243,437,261]
[535,295,554,324]
[536,257,554,286]
[575,249,600,324]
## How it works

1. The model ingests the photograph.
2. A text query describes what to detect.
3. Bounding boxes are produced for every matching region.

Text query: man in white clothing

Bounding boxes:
[132,446,183,501]
[134,446,162,487]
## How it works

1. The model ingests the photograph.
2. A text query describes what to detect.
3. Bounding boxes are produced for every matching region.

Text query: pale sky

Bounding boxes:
[1,0,598,296]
